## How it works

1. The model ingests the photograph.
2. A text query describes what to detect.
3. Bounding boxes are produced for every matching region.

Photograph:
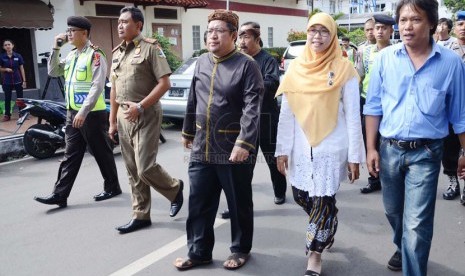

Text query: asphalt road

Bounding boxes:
[1,125,464,276]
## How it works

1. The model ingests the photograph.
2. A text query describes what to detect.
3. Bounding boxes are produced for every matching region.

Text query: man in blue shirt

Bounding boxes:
[364,0,465,275]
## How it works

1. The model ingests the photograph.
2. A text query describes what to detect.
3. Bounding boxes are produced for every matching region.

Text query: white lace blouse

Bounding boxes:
[275,77,366,196]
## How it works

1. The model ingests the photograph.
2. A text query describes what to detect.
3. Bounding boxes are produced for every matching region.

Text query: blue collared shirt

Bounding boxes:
[363,41,465,140]
[0,52,24,85]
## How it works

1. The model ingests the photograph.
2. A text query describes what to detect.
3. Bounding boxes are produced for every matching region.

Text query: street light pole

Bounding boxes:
[226,0,229,10]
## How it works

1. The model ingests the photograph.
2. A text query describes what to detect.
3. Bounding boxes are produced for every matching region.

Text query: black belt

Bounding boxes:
[388,138,436,150]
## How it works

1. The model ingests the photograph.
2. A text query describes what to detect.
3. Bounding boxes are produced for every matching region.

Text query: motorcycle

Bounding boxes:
[15,98,67,159]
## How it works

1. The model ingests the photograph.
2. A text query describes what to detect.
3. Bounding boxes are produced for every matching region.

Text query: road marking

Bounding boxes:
[109,218,228,276]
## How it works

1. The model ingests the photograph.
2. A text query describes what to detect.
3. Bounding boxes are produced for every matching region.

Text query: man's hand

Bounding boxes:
[229,146,249,162]
[348,162,360,184]
[72,113,85,128]
[366,148,380,178]
[182,137,193,149]
[4,68,13,73]
[458,156,465,179]
[108,122,118,143]
[122,101,140,123]
[277,155,288,176]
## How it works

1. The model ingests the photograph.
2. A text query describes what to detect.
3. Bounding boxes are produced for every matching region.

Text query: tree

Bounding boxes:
[152,33,182,71]
[444,0,465,14]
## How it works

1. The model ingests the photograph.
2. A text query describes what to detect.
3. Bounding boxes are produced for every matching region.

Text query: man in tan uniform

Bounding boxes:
[109,6,183,234]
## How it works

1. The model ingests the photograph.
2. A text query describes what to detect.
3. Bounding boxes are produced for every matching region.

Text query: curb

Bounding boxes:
[0,134,27,163]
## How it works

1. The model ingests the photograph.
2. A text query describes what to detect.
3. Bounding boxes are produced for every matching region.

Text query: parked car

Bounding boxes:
[160,57,197,122]
[279,39,358,75]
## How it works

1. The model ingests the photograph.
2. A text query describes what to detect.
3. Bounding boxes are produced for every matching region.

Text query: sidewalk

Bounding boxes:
[0,112,37,138]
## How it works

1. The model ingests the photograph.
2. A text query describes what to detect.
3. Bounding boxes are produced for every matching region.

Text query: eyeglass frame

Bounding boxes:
[307,28,331,38]
[66,28,85,34]
[206,27,236,36]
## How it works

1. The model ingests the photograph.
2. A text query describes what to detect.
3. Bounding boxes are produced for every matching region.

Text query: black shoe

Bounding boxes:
[34,193,67,208]
[220,209,230,219]
[387,251,402,271]
[94,189,122,201]
[360,177,381,194]
[116,219,152,234]
[274,196,286,205]
[170,180,184,217]
[443,175,460,200]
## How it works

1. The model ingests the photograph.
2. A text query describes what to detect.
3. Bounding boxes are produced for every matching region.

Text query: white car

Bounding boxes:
[160,57,197,122]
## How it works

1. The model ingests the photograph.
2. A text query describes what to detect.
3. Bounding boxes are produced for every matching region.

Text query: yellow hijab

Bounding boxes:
[276,13,358,147]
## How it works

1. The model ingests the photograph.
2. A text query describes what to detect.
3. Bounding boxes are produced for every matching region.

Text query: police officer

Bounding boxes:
[356,14,395,194]
[34,16,121,207]
[109,7,183,234]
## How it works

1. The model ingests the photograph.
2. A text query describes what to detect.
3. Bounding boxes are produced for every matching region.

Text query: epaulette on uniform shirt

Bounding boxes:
[143,37,158,44]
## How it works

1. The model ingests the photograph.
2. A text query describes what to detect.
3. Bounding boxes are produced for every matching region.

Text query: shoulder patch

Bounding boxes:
[90,43,100,51]
[112,42,124,53]
[143,37,157,44]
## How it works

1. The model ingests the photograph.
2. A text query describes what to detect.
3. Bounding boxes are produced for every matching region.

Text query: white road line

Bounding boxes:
[109,218,228,276]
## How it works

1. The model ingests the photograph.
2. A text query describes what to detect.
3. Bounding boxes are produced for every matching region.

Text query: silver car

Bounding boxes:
[160,57,197,121]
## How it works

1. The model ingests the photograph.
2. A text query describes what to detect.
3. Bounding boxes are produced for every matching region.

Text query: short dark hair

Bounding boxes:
[3,39,14,46]
[395,0,438,36]
[438,17,453,32]
[120,6,144,31]
[341,36,350,42]
[240,21,261,40]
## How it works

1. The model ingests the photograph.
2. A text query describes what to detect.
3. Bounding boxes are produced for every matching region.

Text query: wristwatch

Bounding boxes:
[460,148,465,157]
[136,103,144,114]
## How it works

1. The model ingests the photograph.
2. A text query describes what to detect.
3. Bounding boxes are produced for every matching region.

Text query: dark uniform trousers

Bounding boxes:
[442,124,461,176]
[255,113,287,198]
[54,110,120,197]
[360,96,381,184]
[117,102,180,220]
[187,160,254,261]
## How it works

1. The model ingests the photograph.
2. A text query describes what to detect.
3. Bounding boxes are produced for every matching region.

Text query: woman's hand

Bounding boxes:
[277,155,288,176]
[348,162,360,184]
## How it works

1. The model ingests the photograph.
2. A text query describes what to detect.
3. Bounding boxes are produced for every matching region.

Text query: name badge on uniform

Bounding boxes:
[14,58,19,61]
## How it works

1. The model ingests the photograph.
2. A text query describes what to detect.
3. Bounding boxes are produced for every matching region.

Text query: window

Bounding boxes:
[330,0,336,14]
[154,8,177,20]
[95,4,125,16]
[192,25,201,51]
[268,27,273,48]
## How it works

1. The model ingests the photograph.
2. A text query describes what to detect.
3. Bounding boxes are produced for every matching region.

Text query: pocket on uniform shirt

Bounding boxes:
[130,58,145,78]
[415,87,446,116]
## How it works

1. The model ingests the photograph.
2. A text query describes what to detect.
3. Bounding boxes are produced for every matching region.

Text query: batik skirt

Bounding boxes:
[292,186,338,254]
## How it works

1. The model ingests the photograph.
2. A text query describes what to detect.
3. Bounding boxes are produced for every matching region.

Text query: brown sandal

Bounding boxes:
[223,252,250,270]
[174,257,212,271]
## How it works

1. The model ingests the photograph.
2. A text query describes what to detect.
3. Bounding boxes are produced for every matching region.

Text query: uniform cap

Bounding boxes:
[208,9,239,30]
[67,16,91,31]
[457,11,465,21]
[373,14,396,25]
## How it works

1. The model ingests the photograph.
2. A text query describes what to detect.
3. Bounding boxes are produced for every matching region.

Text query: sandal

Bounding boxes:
[223,252,250,270]
[304,270,320,276]
[173,257,212,271]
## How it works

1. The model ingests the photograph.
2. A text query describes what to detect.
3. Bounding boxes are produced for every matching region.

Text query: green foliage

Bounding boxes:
[192,49,209,57]
[263,47,286,62]
[346,28,366,46]
[152,33,182,71]
[444,0,465,14]
[287,29,307,42]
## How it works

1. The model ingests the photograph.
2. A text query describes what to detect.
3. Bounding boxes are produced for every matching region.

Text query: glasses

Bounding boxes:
[66,28,84,34]
[308,29,330,38]
[207,28,232,35]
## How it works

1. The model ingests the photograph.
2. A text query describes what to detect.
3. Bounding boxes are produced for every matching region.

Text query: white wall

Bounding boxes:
[35,0,76,58]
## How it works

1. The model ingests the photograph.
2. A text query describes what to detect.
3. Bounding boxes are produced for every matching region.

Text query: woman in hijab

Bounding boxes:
[275,13,365,276]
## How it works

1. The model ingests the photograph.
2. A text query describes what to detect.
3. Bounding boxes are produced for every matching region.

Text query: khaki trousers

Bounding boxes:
[117,102,180,220]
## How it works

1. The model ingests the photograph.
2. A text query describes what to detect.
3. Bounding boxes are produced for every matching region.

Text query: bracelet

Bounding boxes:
[460,148,465,157]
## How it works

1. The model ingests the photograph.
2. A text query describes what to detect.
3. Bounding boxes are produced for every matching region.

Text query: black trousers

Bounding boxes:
[442,124,460,176]
[187,161,254,261]
[255,113,287,198]
[2,83,23,116]
[53,110,120,198]
[360,97,380,183]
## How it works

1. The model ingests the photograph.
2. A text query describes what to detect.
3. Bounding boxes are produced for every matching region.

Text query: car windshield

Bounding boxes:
[286,44,305,59]
[173,58,197,75]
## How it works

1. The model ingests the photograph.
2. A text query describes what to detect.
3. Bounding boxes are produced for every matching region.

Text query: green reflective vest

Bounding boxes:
[361,45,378,99]
[64,47,106,111]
